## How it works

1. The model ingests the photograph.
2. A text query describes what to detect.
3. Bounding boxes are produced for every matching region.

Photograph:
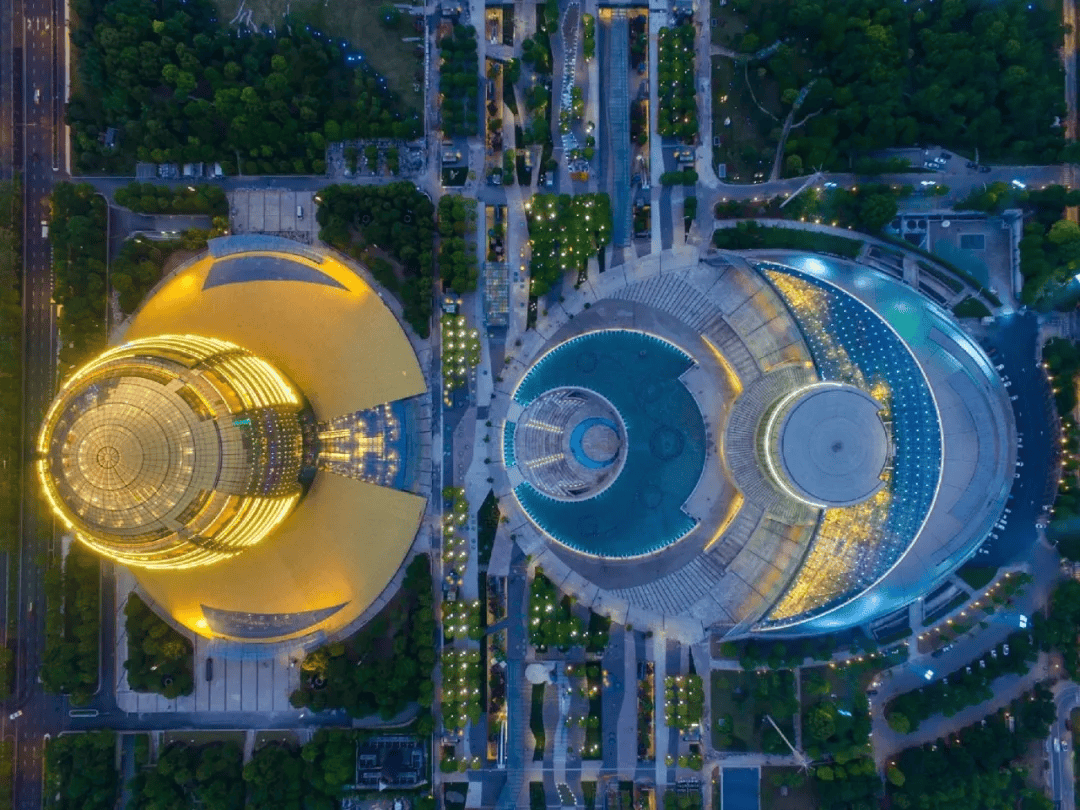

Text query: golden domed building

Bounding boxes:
[37,235,431,651]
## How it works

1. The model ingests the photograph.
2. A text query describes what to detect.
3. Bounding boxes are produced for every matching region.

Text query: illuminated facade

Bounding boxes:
[38,335,311,569]
[494,251,1015,639]
[37,235,430,651]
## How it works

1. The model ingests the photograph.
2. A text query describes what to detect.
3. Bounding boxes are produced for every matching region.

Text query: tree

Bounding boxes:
[887,712,911,734]
[857,193,899,233]
[808,703,838,741]
[886,764,906,787]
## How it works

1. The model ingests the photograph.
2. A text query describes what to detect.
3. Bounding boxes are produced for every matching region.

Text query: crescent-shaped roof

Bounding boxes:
[122,237,426,418]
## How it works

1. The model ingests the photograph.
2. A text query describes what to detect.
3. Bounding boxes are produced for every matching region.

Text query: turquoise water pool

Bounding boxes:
[512,330,706,557]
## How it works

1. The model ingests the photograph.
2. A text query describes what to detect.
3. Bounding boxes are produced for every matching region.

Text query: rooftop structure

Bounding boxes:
[493,250,1015,639]
[37,235,430,651]
[38,335,312,570]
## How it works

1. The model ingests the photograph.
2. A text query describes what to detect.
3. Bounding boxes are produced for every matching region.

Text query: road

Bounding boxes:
[1051,683,1079,810]
[4,0,68,804]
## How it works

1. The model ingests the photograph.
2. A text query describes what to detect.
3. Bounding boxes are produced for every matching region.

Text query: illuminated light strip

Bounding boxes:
[700,335,744,397]
[703,490,744,552]
[758,383,846,509]
[523,421,564,434]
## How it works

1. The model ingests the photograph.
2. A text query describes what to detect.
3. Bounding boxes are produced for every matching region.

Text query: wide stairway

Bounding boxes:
[610,272,762,381]
[610,503,764,616]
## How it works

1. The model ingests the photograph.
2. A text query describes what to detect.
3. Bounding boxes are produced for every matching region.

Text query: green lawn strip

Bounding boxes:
[530,683,546,760]
[712,222,862,258]
[760,767,816,810]
[956,564,999,591]
[584,662,603,759]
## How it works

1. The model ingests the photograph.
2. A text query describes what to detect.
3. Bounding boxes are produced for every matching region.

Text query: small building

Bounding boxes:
[103,128,118,149]
[354,736,427,791]
[442,149,463,165]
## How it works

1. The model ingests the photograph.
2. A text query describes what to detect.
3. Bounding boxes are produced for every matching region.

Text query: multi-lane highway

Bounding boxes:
[4,0,66,803]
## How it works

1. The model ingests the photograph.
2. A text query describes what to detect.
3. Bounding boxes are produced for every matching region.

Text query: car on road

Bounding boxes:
[1003,643,1010,656]
[1064,739,1070,752]
[1011,179,1027,190]
[206,657,214,681]
[34,88,40,104]
[7,710,21,721]
[1055,738,1061,753]
[991,648,998,659]
[867,689,878,696]
[966,161,977,169]
[68,708,99,718]
[979,659,986,668]
[979,165,991,173]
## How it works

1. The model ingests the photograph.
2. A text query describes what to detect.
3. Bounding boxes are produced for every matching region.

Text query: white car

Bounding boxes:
[7,710,21,721]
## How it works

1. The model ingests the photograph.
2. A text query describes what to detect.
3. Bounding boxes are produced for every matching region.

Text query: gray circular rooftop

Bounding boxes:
[777,385,889,507]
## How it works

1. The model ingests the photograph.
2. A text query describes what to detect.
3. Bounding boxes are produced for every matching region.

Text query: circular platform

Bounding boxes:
[777,385,889,506]
[515,388,627,501]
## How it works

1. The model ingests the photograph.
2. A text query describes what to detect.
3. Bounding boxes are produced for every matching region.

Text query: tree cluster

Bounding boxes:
[439,26,480,136]
[521,32,553,75]
[526,193,612,296]
[713,221,862,259]
[664,674,704,732]
[1010,186,1080,306]
[802,673,872,764]
[888,684,1056,810]
[656,25,697,142]
[0,180,21,555]
[289,554,436,720]
[68,0,418,174]
[113,183,228,216]
[812,755,880,810]
[582,14,595,60]
[437,195,478,293]
[128,741,243,810]
[1033,579,1080,677]
[441,646,482,731]
[240,731,360,810]
[42,545,100,704]
[528,569,584,651]
[111,229,218,314]
[725,0,1072,170]
[885,630,1036,733]
[316,183,435,337]
[49,183,108,377]
[660,170,698,186]
[44,731,118,810]
[123,593,195,699]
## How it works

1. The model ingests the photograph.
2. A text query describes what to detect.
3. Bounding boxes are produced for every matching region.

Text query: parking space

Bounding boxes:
[229,189,317,244]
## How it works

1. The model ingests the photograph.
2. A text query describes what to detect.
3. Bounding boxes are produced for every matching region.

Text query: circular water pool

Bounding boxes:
[510,329,707,558]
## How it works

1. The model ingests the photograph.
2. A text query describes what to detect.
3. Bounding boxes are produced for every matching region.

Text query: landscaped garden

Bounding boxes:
[528,568,584,651]
[711,669,797,753]
[525,193,612,295]
[656,24,697,142]
[440,315,481,399]
[123,593,195,699]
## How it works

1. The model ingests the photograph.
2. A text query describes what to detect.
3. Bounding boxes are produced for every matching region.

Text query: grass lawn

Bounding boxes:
[162,730,247,748]
[254,730,299,749]
[711,670,796,753]
[210,0,424,117]
[711,56,778,184]
[710,0,746,48]
[530,683,546,761]
[760,767,816,810]
[956,563,999,591]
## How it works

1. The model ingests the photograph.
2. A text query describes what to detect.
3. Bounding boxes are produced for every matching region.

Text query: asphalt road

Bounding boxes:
[1051,683,1080,810]
[5,0,68,805]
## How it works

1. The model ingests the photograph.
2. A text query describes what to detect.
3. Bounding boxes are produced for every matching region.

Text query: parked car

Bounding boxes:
[966,161,977,169]
[1003,643,1010,656]
[7,710,21,721]
[979,165,991,173]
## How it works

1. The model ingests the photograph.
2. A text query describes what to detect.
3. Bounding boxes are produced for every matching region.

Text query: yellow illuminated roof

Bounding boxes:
[133,474,426,642]
[123,250,426,418]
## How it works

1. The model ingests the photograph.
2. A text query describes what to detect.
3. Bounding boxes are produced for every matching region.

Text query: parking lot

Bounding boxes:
[229,189,318,243]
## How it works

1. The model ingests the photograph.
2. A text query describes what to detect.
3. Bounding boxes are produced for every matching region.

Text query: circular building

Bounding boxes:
[38,335,311,569]
[495,249,1015,640]
[37,235,430,652]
